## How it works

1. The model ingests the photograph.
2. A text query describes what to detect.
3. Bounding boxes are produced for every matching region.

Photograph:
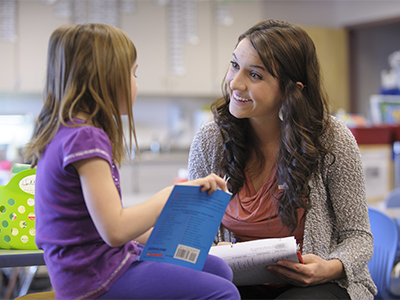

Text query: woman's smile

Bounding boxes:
[232,93,252,103]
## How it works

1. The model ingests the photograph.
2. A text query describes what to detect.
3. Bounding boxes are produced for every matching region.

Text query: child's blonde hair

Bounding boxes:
[25,23,138,167]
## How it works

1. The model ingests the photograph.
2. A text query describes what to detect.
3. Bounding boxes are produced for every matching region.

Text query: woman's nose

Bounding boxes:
[229,71,246,91]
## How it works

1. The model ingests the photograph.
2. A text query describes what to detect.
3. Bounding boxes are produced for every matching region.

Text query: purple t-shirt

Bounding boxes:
[35,120,141,299]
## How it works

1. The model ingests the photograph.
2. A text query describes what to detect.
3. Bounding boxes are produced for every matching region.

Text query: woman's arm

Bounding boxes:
[323,117,373,278]
[266,117,372,286]
[188,121,224,181]
[73,157,227,247]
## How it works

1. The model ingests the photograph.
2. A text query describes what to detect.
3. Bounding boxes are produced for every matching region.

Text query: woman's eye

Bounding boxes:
[251,72,262,80]
[230,61,239,69]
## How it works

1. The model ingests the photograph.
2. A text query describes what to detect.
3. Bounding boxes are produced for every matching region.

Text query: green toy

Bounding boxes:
[0,164,37,250]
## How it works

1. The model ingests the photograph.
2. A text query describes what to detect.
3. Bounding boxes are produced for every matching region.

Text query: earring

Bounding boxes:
[279,107,283,121]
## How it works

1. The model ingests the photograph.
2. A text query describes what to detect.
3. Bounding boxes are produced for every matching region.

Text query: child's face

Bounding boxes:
[120,64,138,115]
[131,64,138,106]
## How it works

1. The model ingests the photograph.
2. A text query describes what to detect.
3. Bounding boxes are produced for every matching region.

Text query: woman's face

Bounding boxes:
[225,38,283,124]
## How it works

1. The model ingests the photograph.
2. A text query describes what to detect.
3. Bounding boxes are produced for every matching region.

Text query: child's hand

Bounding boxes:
[217,242,231,246]
[181,173,228,194]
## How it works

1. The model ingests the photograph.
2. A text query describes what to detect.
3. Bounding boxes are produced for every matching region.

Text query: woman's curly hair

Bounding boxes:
[212,19,334,233]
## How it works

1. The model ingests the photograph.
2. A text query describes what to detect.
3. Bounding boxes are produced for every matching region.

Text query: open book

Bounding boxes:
[139,185,232,271]
[209,236,302,286]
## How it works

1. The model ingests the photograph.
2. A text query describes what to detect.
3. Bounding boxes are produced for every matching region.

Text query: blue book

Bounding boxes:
[139,185,231,270]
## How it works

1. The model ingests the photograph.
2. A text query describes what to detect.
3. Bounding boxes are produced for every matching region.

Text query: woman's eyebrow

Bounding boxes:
[250,64,267,72]
[232,53,266,72]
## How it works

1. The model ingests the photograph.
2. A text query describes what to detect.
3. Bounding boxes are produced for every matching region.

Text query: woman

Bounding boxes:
[188,19,376,299]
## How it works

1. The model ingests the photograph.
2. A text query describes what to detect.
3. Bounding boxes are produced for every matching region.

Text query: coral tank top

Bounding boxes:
[222,166,305,251]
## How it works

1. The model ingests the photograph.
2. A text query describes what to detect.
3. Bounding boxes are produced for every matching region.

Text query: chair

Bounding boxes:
[385,188,400,208]
[384,188,400,263]
[0,249,50,299]
[368,207,400,299]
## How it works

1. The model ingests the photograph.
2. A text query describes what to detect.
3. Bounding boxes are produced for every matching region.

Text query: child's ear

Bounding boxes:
[296,82,305,90]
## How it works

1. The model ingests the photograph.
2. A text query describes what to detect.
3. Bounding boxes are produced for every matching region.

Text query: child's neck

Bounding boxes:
[75,111,90,122]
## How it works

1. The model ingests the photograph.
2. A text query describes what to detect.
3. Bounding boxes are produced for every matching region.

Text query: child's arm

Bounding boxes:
[73,157,227,247]
[134,228,153,245]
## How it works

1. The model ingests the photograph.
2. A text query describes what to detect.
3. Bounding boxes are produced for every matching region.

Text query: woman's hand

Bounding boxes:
[266,254,345,287]
[181,173,228,194]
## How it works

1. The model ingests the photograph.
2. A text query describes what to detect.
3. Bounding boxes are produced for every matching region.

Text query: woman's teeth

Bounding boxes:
[233,94,251,102]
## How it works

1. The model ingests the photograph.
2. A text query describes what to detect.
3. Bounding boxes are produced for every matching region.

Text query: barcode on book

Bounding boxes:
[174,244,200,264]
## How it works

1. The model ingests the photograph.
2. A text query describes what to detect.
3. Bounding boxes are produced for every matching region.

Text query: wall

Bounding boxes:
[0,1,266,97]
[0,1,67,92]
[0,0,351,113]
[335,1,400,27]
[259,1,400,117]
[1,0,398,145]
[351,22,400,118]
[0,0,398,197]
[260,0,400,28]
[304,27,349,113]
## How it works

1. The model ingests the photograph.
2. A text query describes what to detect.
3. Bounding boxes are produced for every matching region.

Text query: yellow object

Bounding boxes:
[0,167,37,250]
[15,291,55,300]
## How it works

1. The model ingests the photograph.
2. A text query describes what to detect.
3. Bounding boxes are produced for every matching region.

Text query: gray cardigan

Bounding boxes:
[188,116,377,300]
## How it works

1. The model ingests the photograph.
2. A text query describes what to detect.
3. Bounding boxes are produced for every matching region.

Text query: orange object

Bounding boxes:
[173,178,188,184]
[297,252,304,264]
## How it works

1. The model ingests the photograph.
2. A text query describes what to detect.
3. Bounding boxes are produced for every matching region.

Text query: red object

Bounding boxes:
[390,125,400,141]
[0,160,12,171]
[173,178,188,184]
[146,253,163,257]
[297,251,304,264]
[349,126,393,144]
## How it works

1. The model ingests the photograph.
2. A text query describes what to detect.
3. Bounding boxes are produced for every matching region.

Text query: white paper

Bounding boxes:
[209,236,299,286]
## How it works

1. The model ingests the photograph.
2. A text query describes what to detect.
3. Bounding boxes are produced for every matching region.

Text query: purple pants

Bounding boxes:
[97,254,240,299]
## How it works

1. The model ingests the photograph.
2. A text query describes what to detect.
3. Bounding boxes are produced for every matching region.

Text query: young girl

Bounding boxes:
[24,24,240,300]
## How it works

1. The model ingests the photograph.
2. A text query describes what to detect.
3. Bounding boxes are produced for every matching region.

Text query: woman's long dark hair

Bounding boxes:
[212,19,334,232]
